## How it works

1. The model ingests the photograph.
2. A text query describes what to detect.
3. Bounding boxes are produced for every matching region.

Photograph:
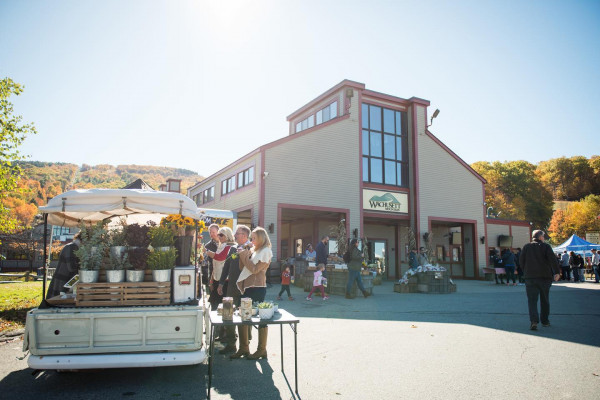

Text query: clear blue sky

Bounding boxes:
[1,0,599,177]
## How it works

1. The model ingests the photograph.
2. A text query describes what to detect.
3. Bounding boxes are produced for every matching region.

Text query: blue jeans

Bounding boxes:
[346,269,366,294]
[594,266,600,283]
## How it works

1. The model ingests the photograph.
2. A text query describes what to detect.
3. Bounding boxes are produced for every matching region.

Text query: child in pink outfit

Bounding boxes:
[306,265,329,300]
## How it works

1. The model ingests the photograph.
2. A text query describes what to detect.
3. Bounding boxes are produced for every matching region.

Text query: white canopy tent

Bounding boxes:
[39,189,201,227]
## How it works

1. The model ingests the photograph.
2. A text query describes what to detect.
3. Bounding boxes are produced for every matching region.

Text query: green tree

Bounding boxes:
[537,156,600,200]
[472,160,554,229]
[0,78,37,235]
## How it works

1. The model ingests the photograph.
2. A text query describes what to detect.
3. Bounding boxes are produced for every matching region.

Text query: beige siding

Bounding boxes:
[416,105,487,274]
[512,226,531,249]
[487,223,510,247]
[265,88,361,259]
[188,153,261,227]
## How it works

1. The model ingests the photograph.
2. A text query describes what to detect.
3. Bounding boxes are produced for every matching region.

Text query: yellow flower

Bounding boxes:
[176,219,185,228]
[184,217,194,226]
[166,215,174,222]
[171,214,182,221]
[231,254,238,260]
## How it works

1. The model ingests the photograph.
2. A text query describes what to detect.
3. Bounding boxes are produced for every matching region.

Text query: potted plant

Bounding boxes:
[160,215,205,266]
[74,222,108,283]
[106,251,131,283]
[147,247,177,282]
[149,224,175,251]
[257,301,274,319]
[126,223,151,282]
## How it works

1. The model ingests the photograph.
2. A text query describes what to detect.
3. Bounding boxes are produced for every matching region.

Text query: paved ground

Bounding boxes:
[1,279,599,399]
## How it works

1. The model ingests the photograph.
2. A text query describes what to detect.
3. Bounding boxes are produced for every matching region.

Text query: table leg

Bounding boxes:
[280,324,284,373]
[207,324,215,399]
[294,322,298,395]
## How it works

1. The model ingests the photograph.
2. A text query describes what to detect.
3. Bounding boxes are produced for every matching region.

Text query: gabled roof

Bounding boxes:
[123,178,155,190]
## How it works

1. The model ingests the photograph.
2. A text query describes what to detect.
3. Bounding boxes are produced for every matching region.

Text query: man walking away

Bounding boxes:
[520,230,561,331]
[591,249,600,284]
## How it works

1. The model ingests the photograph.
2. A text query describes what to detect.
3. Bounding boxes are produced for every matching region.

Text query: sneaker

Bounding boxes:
[323,296,329,300]
[288,296,294,301]
[530,322,538,331]
[276,296,282,300]
[542,321,551,327]
[306,297,312,301]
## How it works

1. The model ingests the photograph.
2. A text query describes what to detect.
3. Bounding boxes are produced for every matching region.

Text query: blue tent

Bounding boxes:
[553,234,600,253]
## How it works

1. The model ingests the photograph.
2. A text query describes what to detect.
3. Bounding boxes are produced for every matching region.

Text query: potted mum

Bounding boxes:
[74,222,108,283]
[147,247,177,282]
[257,301,274,320]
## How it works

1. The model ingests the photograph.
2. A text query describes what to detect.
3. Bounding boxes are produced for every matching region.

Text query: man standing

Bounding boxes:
[204,224,220,290]
[217,224,251,355]
[560,250,570,281]
[591,249,600,284]
[520,230,560,331]
[316,235,329,276]
[408,248,419,270]
[418,247,429,266]
[46,233,81,299]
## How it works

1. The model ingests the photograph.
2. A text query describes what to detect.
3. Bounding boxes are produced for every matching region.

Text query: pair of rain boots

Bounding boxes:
[229,325,268,360]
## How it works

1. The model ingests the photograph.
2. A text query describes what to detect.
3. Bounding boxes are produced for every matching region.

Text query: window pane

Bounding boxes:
[229,177,236,192]
[370,158,382,183]
[396,112,403,135]
[323,106,330,122]
[370,132,382,157]
[369,105,381,131]
[316,110,323,125]
[362,104,369,129]
[248,167,254,183]
[210,187,214,199]
[383,108,395,134]
[362,157,369,181]
[238,172,243,187]
[222,181,227,194]
[308,115,314,128]
[397,163,402,186]
[384,160,396,185]
[384,134,395,159]
[396,137,403,161]
[301,119,308,130]
[296,122,301,132]
[330,102,337,119]
[362,130,369,155]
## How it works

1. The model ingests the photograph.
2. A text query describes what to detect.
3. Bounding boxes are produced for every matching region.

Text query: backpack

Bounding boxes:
[343,249,351,263]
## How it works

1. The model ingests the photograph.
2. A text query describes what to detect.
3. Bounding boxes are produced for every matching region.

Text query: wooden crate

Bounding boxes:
[76,282,171,307]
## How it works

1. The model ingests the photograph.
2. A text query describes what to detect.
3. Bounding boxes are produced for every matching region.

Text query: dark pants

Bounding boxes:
[594,265,600,283]
[560,267,570,280]
[346,269,366,294]
[572,267,579,282]
[278,284,291,297]
[525,278,552,324]
[505,266,516,284]
[516,267,525,283]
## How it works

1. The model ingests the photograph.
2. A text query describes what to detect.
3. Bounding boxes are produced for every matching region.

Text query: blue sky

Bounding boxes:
[1,0,598,176]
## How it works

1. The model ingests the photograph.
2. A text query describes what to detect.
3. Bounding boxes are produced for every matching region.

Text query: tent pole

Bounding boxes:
[42,214,48,300]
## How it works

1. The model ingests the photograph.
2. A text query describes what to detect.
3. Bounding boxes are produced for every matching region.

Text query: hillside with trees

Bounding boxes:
[472,156,600,244]
[1,162,203,230]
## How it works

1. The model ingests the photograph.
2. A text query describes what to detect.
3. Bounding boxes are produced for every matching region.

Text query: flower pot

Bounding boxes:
[174,236,193,266]
[258,307,274,320]
[126,269,145,282]
[152,269,171,282]
[110,246,127,258]
[106,269,125,283]
[79,269,99,283]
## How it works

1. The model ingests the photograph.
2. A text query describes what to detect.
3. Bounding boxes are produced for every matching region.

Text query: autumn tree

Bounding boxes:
[548,195,600,244]
[472,160,554,229]
[537,156,600,201]
[0,78,37,235]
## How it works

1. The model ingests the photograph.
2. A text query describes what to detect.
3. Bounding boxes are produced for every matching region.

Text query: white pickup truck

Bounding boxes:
[23,188,235,370]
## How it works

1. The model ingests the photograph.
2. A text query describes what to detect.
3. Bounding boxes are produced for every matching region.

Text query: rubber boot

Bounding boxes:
[345,292,352,299]
[247,326,268,360]
[229,325,249,359]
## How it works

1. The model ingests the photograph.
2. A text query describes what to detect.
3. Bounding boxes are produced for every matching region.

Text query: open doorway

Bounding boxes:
[367,239,388,276]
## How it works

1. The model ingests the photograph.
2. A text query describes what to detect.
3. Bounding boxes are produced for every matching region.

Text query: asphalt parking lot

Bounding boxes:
[1,279,599,399]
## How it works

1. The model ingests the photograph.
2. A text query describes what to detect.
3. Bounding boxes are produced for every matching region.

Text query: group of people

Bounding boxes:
[490,248,524,285]
[558,250,591,282]
[203,223,273,359]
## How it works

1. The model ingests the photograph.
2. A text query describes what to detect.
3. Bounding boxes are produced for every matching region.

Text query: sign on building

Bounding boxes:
[586,232,600,244]
[362,189,408,214]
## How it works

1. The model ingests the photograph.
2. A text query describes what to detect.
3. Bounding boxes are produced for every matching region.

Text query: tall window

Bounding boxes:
[195,186,214,205]
[361,104,408,186]
[237,166,255,189]
[222,175,236,195]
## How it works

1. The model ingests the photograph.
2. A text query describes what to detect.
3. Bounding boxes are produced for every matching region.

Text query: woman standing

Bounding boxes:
[569,251,580,282]
[207,227,235,311]
[346,238,369,299]
[231,227,272,360]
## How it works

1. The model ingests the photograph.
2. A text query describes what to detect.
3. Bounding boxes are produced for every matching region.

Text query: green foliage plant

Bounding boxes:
[147,248,177,270]
[108,252,131,270]
[109,220,128,247]
[257,301,273,309]
[149,225,175,248]
[74,222,108,271]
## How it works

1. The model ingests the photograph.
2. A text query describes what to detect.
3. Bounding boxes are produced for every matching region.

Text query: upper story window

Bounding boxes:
[237,166,255,189]
[295,100,338,133]
[361,103,408,187]
[194,186,215,205]
[222,175,236,196]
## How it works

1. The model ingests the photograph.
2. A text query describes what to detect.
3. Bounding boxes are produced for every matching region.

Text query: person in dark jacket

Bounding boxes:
[519,230,561,331]
[346,238,369,298]
[568,251,580,282]
[217,224,251,355]
[501,248,517,286]
[46,233,81,299]
[315,235,329,277]
[203,224,220,290]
